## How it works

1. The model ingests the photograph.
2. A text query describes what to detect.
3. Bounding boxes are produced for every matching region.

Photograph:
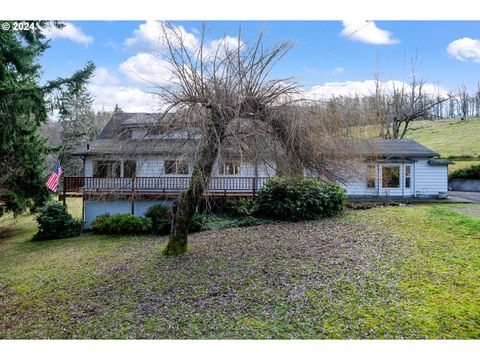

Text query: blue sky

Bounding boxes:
[39,20,480,111]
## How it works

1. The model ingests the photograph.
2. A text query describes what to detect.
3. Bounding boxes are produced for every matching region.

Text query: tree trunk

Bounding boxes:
[268,115,304,177]
[163,108,226,256]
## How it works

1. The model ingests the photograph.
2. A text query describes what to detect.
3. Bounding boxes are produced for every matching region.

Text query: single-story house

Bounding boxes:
[70,112,453,228]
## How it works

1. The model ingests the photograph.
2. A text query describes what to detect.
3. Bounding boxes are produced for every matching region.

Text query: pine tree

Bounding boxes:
[0,21,94,215]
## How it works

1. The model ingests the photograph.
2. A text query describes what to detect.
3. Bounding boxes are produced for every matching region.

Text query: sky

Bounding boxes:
[38,20,480,112]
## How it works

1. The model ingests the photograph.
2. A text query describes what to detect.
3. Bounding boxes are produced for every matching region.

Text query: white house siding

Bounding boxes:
[84,158,93,177]
[414,159,448,196]
[343,162,415,197]
[137,157,163,177]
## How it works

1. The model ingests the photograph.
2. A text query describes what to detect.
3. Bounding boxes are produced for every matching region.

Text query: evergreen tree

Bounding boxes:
[0,21,94,215]
[58,86,97,176]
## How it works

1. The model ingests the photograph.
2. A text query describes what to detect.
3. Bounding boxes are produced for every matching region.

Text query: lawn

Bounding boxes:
[1,200,479,339]
[406,117,480,158]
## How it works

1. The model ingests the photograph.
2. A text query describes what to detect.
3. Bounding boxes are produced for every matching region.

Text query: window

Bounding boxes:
[382,165,400,188]
[366,165,376,188]
[164,159,189,175]
[124,160,136,178]
[219,162,241,175]
[93,161,120,178]
[405,165,411,189]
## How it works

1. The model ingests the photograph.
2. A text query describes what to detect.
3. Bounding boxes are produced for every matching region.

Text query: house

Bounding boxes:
[70,112,453,228]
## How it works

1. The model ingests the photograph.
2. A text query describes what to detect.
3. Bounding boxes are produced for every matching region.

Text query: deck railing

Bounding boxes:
[63,176,270,196]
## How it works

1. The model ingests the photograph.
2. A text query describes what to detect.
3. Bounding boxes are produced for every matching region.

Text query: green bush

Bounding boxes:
[226,198,258,216]
[91,213,152,235]
[188,213,205,233]
[33,201,82,240]
[144,204,171,235]
[91,214,111,233]
[449,164,480,180]
[144,204,204,234]
[256,177,347,221]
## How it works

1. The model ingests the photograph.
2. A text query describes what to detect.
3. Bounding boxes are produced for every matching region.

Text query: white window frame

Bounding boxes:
[405,164,411,189]
[164,159,190,175]
[219,161,241,176]
[381,165,401,189]
[366,164,376,189]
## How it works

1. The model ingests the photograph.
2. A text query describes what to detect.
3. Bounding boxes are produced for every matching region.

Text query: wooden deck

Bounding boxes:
[61,176,270,201]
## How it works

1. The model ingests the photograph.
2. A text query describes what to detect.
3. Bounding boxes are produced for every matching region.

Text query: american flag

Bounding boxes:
[45,161,63,192]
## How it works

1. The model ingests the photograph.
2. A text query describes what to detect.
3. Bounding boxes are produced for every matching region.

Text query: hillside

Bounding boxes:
[406,117,480,158]
[405,117,480,173]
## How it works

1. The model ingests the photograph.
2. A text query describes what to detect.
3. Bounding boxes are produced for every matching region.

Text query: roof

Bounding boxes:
[356,139,439,158]
[73,113,440,160]
[428,159,455,166]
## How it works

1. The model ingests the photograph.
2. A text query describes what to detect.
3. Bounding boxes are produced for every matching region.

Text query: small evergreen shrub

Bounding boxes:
[188,213,205,233]
[256,177,347,221]
[91,213,152,235]
[449,164,480,180]
[145,204,171,235]
[91,214,111,233]
[33,201,82,240]
[226,198,259,216]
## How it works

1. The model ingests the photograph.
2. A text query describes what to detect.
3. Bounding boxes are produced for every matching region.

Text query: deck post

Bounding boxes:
[252,177,256,198]
[131,177,135,215]
[62,177,66,206]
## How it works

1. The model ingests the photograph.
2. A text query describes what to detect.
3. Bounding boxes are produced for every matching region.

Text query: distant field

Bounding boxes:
[449,160,480,173]
[406,117,480,158]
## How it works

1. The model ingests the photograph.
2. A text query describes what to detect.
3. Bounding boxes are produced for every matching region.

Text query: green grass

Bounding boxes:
[448,160,480,173]
[1,201,479,339]
[406,117,480,158]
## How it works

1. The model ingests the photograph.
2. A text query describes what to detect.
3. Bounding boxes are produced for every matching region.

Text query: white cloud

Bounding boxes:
[340,20,399,45]
[305,80,448,100]
[88,67,159,112]
[88,84,160,113]
[124,20,198,52]
[447,37,480,63]
[42,22,93,46]
[119,53,175,86]
[204,35,243,58]
[92,67,120,87]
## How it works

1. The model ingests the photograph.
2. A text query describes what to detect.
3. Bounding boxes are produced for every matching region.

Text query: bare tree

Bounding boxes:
[458,83,469,121]
[152,24,298,255]
[475,81,480,118]
[374,68,452,139]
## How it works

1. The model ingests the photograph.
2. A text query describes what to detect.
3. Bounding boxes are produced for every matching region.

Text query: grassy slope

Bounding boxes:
[1,201,479,339]
[406,117,480,158]
[404,117,480,174]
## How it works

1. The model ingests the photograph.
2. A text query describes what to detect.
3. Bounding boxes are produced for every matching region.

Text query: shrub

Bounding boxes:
[144,204,204,234]
[91,214,111,233]
[226,198,258,216]
[91,213,152,235]
[449,164,480,180]
[256,177,347,221]
[33,201,82,240]
[145,204,171,235]
[188,213,205,233]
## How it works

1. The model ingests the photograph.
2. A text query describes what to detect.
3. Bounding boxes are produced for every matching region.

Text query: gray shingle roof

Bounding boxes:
[73,112,440,159]
[356,139,439,158]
